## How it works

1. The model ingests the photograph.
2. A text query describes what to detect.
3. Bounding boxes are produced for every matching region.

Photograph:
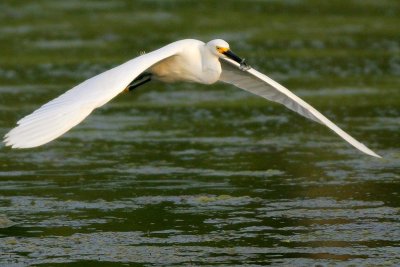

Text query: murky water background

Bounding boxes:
[1,1,399,266]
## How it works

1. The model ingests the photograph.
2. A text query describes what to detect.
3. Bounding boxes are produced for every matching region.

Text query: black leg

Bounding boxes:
[127,73,152,92]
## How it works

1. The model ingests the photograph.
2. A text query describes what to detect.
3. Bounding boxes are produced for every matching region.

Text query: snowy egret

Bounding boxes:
[3,39,381,158]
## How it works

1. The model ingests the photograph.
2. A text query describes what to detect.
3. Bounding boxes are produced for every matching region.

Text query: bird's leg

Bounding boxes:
[125,73,152,92]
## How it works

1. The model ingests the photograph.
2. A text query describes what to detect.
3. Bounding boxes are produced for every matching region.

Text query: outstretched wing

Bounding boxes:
[219,58,381,158]
[4,42,183,148]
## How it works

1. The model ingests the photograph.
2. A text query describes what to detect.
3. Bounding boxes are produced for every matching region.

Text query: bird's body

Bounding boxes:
[150,39,221,84]
[3,39,381,158]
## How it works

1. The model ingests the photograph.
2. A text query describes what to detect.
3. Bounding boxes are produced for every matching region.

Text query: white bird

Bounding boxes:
[3,39,381,158]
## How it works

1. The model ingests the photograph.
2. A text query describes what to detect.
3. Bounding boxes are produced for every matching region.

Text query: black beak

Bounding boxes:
[223,50,250,70]
[223,50,244,64]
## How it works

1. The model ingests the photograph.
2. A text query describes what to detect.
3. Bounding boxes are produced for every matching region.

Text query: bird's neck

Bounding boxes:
[199,47,222,84]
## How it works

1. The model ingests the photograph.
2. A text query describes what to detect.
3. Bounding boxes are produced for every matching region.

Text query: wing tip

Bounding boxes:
[365,150,382,159]
[3,137,20,149]
[354,140,382,159]
[3,132,39,149]
[3,140,40,149]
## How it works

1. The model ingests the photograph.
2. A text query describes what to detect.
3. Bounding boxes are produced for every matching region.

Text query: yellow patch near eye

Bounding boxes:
[217,47,229,53]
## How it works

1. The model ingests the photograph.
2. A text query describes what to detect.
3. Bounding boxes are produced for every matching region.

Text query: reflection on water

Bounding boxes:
[1,0,400,266]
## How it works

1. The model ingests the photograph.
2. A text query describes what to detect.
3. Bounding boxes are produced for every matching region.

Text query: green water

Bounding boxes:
[1,1,399,266]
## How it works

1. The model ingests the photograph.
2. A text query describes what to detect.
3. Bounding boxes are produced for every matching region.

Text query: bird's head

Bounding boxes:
[207,39,250,70]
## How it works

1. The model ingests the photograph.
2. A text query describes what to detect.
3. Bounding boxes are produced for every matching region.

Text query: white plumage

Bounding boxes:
[4,39,381,158]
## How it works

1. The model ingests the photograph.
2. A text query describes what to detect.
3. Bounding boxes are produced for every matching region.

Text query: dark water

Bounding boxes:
[1,1,399,266]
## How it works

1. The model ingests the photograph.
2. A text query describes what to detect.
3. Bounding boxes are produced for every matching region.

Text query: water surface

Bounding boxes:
[1,1,399,266]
